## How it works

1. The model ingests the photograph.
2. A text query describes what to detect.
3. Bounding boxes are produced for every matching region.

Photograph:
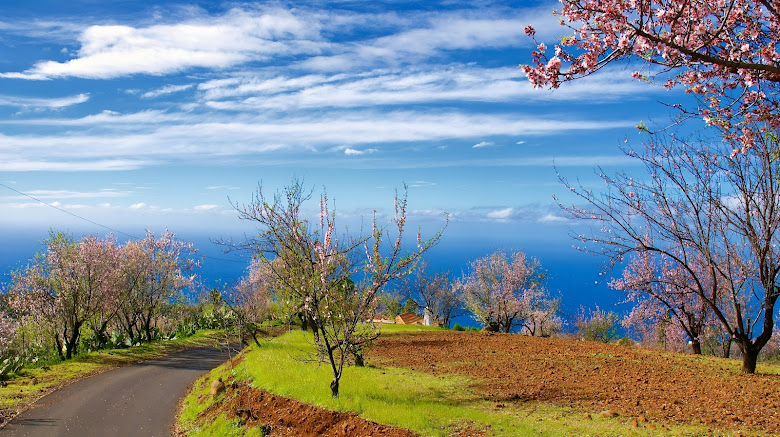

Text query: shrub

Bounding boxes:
[452,323,465,331]
[575,306,619,343]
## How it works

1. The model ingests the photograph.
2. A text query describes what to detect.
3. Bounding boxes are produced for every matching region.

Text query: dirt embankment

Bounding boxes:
[197,380,419,437]
[370,330,780,434]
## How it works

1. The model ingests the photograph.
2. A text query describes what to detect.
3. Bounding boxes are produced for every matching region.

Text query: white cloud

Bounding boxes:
[129,203,146,209]
[205,185,240,190]
[194,204,219,211]
[141,84,194,99]
[538,213,571,223]
[344,148,379,156]
[409,180,436,188]
[516,140,526,145]
[0,160,148,172]
[298,8,562,72]
[0,93,89,109]
[0,110,636,170]
[1,7,322,80]
[199,66,657,113]
[486,207,513,220]
[472,141,494,148]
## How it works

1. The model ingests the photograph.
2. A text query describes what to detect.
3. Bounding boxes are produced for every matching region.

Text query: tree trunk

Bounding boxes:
[299,312,308,331]
[742,347,758,374]
[94,321,109,348]
[64,321,82,360]
[54,337,65,361]
[691,338,702,355]
[353,350,364,367]
[330,378,339,398]
[723,339,732,359]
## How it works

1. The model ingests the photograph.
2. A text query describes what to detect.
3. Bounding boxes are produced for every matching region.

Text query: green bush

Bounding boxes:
[574,306,619,343]
[452,323,465,331]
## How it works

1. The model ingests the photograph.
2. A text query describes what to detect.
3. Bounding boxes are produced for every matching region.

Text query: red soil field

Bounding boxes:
[369,330,780,435]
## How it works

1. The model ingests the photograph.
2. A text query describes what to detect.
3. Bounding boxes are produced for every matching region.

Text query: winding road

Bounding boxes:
[0,344,237,437]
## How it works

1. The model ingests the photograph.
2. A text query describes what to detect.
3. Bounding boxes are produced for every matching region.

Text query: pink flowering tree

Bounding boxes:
[461,250,552,334]
[10,232,123,359]
[396,260,465,329]
[522,0,780,156]
[232,179,444,397]
[611,250,718,354]
[119,230,197,343]
[78,235,124,349]
[557,129,780,373]
[223,257,275,347]
[0,308,17,358]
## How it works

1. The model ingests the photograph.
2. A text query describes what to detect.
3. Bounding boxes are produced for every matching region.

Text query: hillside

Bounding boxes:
[180,326,779,436]
[371,330,780,434]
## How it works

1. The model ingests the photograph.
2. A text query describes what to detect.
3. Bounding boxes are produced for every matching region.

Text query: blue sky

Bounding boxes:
[0,0,684,304]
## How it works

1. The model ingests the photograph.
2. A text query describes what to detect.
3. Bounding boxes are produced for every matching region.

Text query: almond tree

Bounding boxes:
[119,230,197,343]
[461,250,550,333]
[611,251,716,354]
[396,260,465,328]
[223,257,275,347]
[0,309,17,357]
[10,232,122,359]
[557,130,780,373]
[233,179,444,397]
[80,235,123,348]
[522,0,780,156]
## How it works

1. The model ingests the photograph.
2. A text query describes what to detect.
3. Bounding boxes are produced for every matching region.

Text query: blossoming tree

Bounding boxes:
[233,179,444,397]
[522,0,780,156]
[557,130,780,373]
[396,260,465,328]
[461,250,557,334]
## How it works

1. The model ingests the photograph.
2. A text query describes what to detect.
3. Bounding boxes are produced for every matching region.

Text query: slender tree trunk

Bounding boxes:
[723,339,732,358]
[94,321,109,348]
[353,349,364,367]
[64,322,81,359]
[330,378,339,398]
[54,337,65,361]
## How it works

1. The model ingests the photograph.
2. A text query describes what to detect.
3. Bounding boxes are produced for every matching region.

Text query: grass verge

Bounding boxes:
[0,329,227,425]
[179,326,717,436]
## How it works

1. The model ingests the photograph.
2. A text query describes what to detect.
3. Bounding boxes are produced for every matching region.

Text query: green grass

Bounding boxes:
[179,328,719,437]
[0,330,227,416]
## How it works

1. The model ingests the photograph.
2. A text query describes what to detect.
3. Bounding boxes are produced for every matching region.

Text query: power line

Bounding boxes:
[0,182,247,264]
[0,182,140,240]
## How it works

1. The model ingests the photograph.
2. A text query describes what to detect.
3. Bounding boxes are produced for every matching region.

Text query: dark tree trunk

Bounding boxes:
[54,337,65,361]
[94,321,110,348]
[249,329,262,347]
[691,338,702,355]
[738,339,758,374]
[64,322,81,360]
[353,350,364,367]
[742,350,758,374]
[330,378,339,398]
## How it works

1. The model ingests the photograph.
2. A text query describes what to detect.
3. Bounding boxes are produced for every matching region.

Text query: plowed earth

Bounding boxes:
[369,330,780,435]
[197,381,419,437]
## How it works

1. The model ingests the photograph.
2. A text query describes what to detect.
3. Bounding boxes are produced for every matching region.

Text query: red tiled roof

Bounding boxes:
[395,312,423,325]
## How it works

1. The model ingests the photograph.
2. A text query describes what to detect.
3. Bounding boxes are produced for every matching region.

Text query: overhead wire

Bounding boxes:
[0,182,247,264]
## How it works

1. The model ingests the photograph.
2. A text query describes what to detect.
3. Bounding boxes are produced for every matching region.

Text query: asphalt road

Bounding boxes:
[1,344,238,437]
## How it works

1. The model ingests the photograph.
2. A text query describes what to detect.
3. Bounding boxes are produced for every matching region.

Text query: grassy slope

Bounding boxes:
[179,326,719,437]
[0,329,227,422]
